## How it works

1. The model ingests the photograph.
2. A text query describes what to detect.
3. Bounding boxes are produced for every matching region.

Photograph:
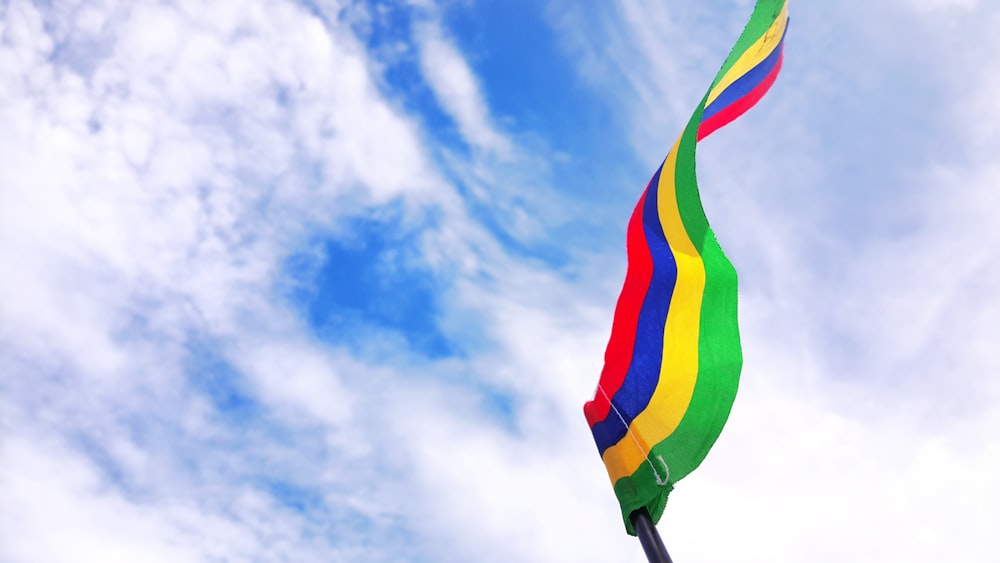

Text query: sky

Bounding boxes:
[2,0,999,561]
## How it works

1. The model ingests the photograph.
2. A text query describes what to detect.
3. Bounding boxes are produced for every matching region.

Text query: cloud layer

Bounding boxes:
[2,1,999,561]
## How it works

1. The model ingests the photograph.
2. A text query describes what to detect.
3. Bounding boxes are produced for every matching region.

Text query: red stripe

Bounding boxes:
[697,52,784,141]
[584,186,655,427]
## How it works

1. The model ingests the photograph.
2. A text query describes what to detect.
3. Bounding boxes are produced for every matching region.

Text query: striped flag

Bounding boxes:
[585,0,788,534]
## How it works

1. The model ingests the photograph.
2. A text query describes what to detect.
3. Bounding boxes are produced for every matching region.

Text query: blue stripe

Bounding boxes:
[701,29,786,122]
[591,163,679,454]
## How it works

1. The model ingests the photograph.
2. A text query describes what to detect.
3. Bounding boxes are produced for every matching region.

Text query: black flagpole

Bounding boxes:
[629,508,674,563]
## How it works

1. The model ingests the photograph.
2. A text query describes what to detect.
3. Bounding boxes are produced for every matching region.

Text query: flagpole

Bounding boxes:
[629,508,674,563]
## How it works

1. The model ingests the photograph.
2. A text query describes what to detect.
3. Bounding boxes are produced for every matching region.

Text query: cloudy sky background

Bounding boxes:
[2,0,999,561]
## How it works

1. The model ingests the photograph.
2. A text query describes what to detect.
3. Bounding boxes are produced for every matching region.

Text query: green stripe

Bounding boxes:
[613,106,743,534]
[656,97,742,480]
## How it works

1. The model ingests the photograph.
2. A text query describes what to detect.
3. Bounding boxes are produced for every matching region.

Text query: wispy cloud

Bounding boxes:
[412,14,513,157]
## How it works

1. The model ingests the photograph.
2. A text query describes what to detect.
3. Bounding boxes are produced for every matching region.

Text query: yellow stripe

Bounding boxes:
[705,4,788,107]
[601,135,706,484]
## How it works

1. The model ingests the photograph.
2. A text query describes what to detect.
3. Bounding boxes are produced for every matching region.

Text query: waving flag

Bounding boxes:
[585,0,789,534]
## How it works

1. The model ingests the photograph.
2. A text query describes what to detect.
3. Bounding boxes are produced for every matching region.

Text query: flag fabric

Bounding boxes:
[584,0,789,534]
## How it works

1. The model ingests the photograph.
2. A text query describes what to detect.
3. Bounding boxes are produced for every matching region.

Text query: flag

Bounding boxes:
[584,0,789,534]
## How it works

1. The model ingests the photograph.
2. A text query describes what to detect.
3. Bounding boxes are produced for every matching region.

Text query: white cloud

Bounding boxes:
[2,435,203,563]
[413,17,513,157]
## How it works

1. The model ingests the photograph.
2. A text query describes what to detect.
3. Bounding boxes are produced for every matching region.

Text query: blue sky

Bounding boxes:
[2,0,999,561]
